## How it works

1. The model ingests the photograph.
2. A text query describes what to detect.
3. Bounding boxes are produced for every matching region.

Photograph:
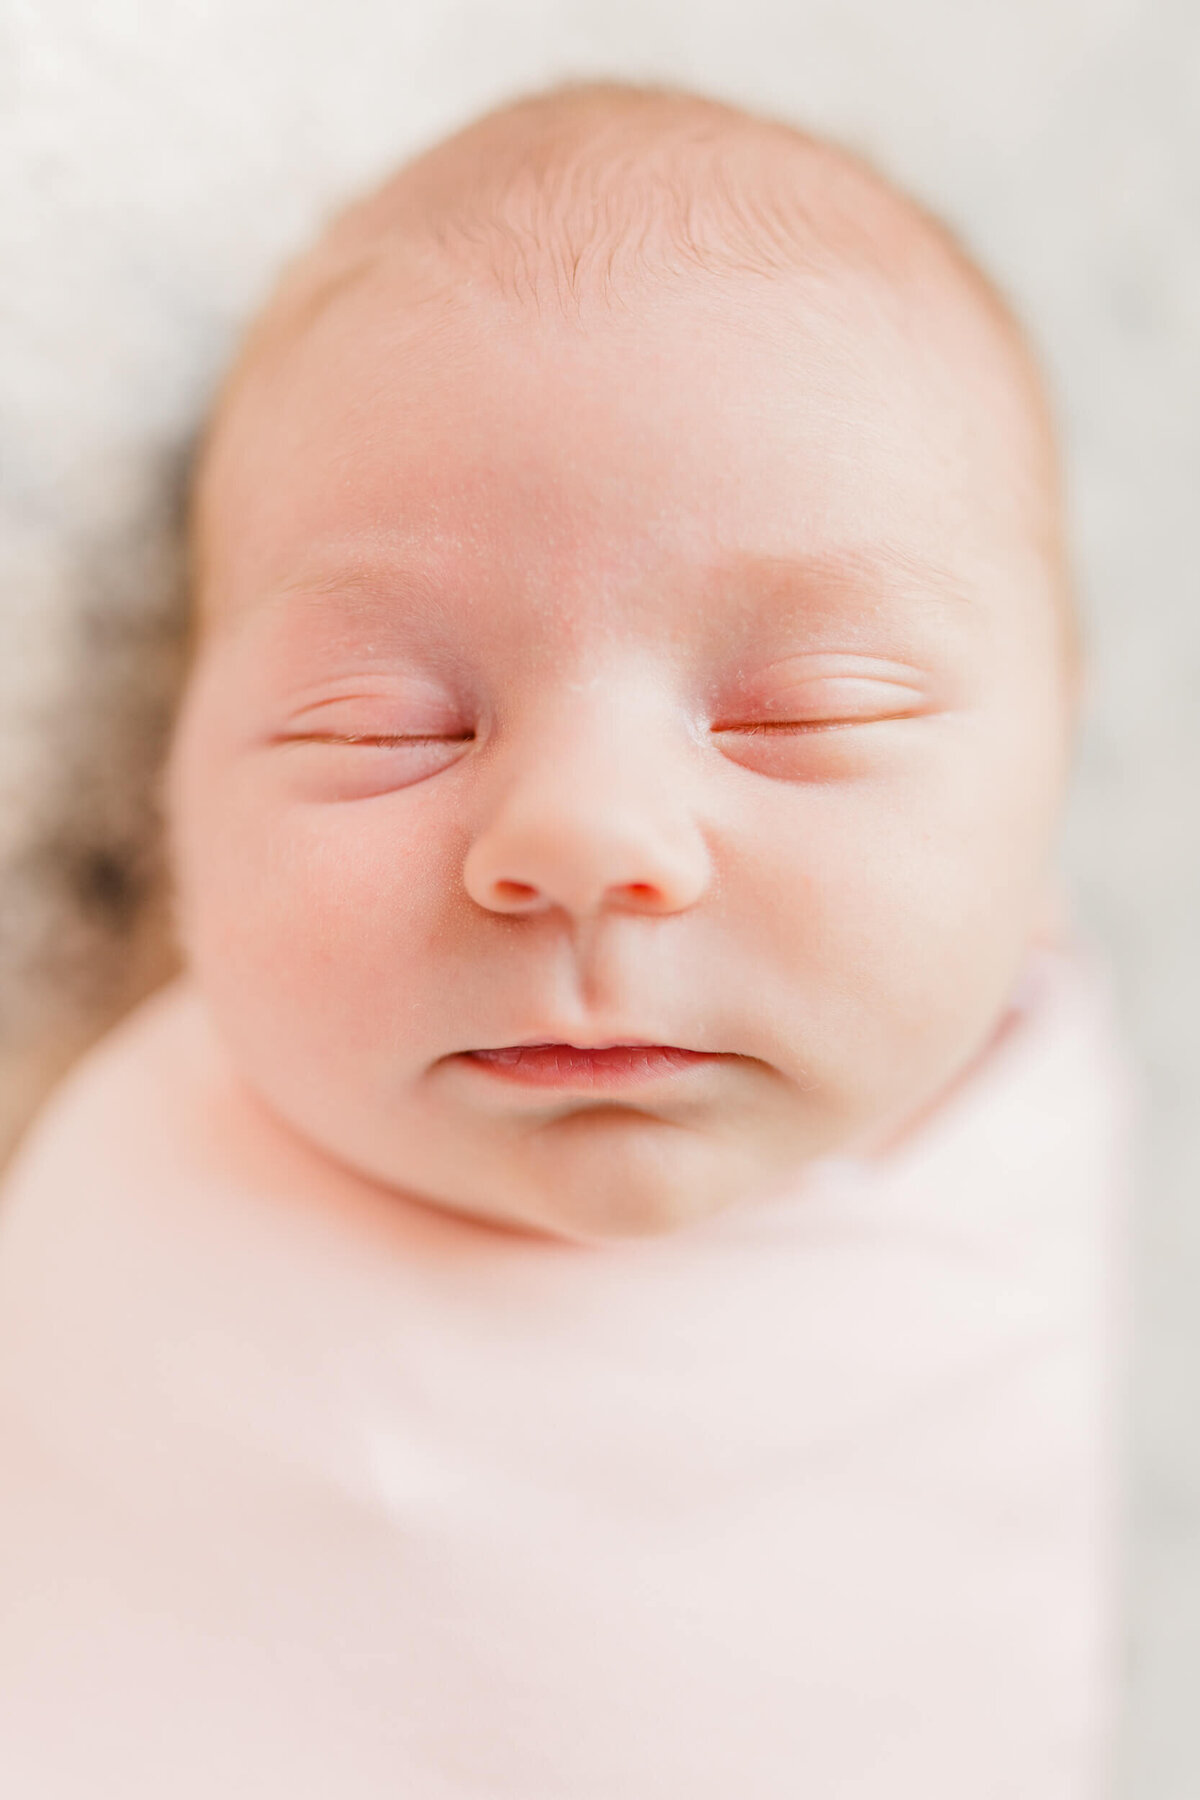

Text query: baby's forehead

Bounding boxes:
[210,96,1050,517]
[191,85,1071,670]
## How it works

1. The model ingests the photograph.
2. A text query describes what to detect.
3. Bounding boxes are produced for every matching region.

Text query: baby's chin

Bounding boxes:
[377,1109,818,1246]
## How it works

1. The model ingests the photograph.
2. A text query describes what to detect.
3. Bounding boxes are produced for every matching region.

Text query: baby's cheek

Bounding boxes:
[745,769,1038,1105]
[271,804,448,970]
[180,783,446,1048]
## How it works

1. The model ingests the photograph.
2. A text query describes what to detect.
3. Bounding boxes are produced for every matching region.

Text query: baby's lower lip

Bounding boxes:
[458,1044,717,1089]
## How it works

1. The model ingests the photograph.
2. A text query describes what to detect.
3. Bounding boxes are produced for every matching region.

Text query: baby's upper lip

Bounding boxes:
[469,1035,698,1052]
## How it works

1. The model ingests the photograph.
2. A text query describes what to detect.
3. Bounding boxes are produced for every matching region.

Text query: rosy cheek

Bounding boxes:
[282,792,457,911]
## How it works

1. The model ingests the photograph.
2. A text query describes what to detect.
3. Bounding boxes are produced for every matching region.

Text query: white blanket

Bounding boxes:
[0,940,1131,1797]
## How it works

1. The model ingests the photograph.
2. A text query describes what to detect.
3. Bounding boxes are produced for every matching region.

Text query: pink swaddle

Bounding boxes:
[0,938,1131,1797]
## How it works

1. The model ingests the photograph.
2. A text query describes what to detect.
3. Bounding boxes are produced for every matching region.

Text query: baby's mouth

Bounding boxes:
[456,1042,719,1089]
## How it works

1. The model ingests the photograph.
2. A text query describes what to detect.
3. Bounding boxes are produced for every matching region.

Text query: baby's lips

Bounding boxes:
[457,1042,719,1088]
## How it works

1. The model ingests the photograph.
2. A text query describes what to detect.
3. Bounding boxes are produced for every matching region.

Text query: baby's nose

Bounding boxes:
[462,748,712,921]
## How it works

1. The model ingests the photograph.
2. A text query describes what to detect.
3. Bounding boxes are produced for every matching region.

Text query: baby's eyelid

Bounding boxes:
[279,681,472,736]
[711,676,931,730]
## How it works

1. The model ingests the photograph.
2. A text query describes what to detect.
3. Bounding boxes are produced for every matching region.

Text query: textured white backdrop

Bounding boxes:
[1,2,1196,1792]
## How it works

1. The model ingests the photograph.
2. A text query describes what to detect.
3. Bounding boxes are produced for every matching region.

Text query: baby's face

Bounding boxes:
[168,260,1072,1241]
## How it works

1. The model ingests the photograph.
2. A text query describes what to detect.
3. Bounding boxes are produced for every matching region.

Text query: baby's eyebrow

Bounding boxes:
[271,547,444,606]
[720,544,974,609]
[250,536,973,639]
[253,544,462,634]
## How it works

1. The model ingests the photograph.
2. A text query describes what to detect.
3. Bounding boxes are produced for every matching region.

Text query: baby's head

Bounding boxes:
[166,82,1078,1243]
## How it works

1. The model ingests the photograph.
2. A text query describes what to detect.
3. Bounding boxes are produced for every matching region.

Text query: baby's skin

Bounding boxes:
[166,82,1078,1244]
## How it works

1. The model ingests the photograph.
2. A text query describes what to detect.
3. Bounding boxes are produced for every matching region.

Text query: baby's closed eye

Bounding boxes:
[270,686,475,796]
[264,656,944,799]
[710,658,940,777]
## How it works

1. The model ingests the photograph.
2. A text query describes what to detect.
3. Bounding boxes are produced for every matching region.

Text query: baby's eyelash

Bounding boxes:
[713,710,925,735]
[277,731,476,746]
[715,720,847,735]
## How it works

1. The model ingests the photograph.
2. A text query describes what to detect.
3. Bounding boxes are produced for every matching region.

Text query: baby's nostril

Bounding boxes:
[494,879,539,906]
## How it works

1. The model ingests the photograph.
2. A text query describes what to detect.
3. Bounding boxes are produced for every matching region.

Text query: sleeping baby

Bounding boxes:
[0,81,1130,1796]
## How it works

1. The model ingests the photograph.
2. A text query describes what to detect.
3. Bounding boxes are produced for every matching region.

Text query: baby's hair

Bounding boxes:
[254,83,1032,338]
[189,79,1078,679]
